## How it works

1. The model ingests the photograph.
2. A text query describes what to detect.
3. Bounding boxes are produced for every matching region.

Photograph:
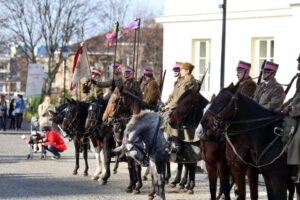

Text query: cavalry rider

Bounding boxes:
[236,60,257,97]
[281,53,300,183]
[123,66,143,98]
[84,67,104,102]
[162,62,199,156]
[141,67,161,106]
[253,61,285,110]
[90,62,124,100]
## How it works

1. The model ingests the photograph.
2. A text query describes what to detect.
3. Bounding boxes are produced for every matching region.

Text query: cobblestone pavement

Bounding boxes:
[0,133,271,200]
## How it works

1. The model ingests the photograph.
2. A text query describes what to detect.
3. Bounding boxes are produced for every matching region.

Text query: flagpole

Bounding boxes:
[132,27,137,76]
[113,21,119,67]
[135,18,141,79]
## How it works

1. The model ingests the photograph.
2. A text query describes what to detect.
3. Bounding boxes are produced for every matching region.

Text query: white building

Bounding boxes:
[157,0,300,101]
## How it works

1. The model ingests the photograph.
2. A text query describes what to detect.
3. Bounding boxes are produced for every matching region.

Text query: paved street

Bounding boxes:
[0,132,271,200]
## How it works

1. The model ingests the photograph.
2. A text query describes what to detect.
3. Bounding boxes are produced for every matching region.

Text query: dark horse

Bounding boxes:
[116,88,209,199]
[201,83,299,200]
[61,99,90,176]
[84,100,117,184]
[169,89,231,200]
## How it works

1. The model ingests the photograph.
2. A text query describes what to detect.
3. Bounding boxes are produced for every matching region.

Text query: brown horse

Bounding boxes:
[103,87,144,194]
[201,83,298,200]
[169,89,231,200]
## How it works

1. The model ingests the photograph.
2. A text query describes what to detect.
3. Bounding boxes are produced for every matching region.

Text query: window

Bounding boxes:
[255,38,274,69]
[192,39,211,92]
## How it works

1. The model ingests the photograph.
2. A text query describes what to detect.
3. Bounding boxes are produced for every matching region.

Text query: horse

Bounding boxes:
[114,88,209,199]
[169,89,232,200]
[201,83,299,200]
[102,88,144,194]
[84,100,118,184]
[60,99,90,176]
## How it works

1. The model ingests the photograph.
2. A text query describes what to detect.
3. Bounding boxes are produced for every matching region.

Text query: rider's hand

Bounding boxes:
[281,106,291,115]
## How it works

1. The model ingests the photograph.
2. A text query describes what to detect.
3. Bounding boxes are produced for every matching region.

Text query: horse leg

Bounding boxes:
[270,176,287,200]
[179,165,188,190]
[113,154,119,174]
[246,166,259,200]
[295,183,300,200]
[126,158,137,193]
[82,138,89,176]
[73,139,80,175]
[101,137,112,185]
[165,162,171,184]
[133,163,143,194]
[169,163,183,188]
[217,160,231,200]
[148,170,156,200]
[91,146,102,180]
[206,161,218,200]
[230,164,246,200]
[185,163,196,194]
[288,180,295,200]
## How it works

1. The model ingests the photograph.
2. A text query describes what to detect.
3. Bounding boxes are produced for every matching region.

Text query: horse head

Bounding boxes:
[169,89,209,129]
[85,100,103,132]
[201,83,239,132]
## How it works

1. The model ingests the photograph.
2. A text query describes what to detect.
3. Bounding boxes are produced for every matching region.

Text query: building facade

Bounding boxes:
[157,0,300,101]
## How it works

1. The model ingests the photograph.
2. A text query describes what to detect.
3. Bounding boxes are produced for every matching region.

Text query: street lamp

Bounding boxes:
[61,45,68,103]
[219,0,227,89]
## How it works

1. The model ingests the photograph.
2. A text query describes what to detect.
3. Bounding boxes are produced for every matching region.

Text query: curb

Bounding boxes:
[0,130,31,135]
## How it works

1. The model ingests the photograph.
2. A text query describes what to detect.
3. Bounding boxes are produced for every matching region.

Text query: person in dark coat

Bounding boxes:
[236,60,257,97]
[0,94,7,131]
[253,61,285,110]
[8,98,16,129]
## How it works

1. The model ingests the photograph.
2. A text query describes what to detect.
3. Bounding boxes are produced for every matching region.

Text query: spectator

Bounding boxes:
[0,94,7,131]
[27,130,44,159]
[8,98,16,129]
[15,94,25,130]
[38,95,55,131]
[41,126,67,160]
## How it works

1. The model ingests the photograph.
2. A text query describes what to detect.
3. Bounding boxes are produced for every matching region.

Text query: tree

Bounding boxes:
[0,0,97,95]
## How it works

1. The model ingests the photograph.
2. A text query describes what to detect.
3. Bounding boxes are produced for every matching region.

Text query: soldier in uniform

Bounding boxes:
[236,60,257,97]
[91,62,124,100]
[162,62,199,156]
[84,68,104,102]
[141,68,161,106]
[123,66,143,98]
[281,53,300,183]
[253,61,285,110]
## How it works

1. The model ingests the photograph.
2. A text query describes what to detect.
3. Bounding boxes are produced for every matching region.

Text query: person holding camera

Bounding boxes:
[38,95,55,131]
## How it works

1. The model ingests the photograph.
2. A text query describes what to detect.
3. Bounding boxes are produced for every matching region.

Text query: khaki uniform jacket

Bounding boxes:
[142,77,161,105]
[95,75,124,91]
[286,77,300,164]
[38,103,55,127]
[85,84,104,102]
[253,79,285,110]
[164,74,200,142]
[238,77,257,98]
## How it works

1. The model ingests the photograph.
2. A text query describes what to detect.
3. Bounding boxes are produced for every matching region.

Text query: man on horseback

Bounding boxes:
[253,61,285,110]
[141,67,161,106]
[236,60,257,97]
[83,68,104,102]
[162,62,200,157]
[123,66,143,98]
[281,53,300,183]
[90,62,124,100]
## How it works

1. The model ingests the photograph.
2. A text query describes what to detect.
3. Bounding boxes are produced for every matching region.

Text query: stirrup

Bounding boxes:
[291,176,300,184]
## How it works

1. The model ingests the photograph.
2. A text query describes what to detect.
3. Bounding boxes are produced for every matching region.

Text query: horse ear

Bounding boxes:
[66,98,71,103]
[210,94,216,102]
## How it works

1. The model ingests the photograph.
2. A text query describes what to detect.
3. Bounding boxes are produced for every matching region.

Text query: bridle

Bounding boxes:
[85,102,103,135]
[206,89,288,168]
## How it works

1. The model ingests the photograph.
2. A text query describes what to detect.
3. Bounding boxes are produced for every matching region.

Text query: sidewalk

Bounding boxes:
[0,120,31,135]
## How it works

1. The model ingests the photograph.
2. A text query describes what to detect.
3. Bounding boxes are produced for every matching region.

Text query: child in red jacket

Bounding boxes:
[41,126,67,159]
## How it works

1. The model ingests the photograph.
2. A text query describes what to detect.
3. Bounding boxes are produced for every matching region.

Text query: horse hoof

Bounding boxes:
[113,170,117,174]
[126,188,133,193]
[72,171,78,175]
[83,172,88,176]
[148,196,154,200]
[101,179,107,185]
[143,176,148,181]
[133,189,140,194]
[91,176,99,181]
[168,183,176,188]
[186,189,194,194]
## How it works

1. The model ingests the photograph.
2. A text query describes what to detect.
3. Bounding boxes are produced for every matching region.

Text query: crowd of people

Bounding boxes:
[0,94,25,131]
